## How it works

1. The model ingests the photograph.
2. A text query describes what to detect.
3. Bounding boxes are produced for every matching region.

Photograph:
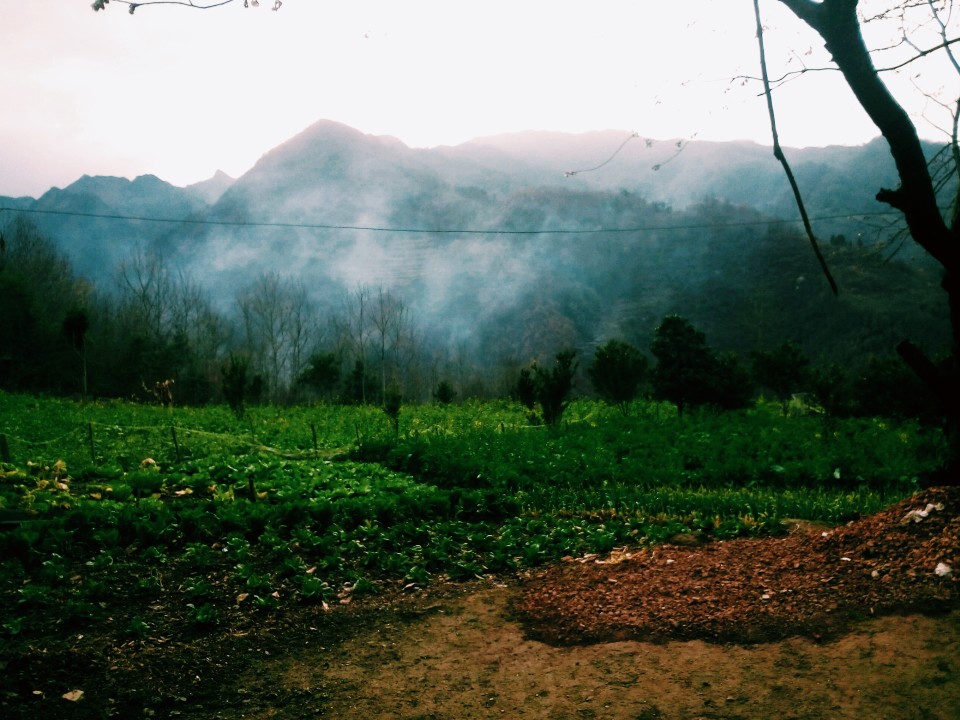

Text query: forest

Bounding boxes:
[0,198,950,418]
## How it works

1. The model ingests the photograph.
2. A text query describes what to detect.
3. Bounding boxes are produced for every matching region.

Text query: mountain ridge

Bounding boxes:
[0,120,950,369]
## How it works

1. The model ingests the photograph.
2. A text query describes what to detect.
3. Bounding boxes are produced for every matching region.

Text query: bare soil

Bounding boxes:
[2,487,958,720]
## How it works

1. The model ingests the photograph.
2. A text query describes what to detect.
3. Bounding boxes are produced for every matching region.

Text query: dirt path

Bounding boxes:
[227,487,960,720]
[246,583,959,720]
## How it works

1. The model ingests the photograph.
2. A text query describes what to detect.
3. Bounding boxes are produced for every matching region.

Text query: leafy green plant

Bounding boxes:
[186,602,219,627]
[0,390,943,633]
[127,469,165,495]
[183,542,214,570]
[294,574,333,604]
[123,615,151,640]
[183,577,215,603]
[18,583,53,607]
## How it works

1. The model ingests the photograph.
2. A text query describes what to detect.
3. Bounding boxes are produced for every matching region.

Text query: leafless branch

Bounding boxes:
[924,0,960,229]
[877,34,960,72]
[734,34,960,94]
[92,0,282,13]
[753,0,838,295]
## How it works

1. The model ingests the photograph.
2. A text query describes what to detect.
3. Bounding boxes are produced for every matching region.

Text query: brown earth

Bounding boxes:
[2,487,958,720]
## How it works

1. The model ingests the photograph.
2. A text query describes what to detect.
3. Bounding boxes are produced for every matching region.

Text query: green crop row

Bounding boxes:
[0,392,944,643]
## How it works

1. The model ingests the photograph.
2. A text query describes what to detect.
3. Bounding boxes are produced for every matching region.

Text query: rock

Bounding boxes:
[900,503,944,524]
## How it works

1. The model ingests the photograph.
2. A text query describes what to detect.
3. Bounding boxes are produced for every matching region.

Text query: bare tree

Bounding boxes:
[112,248,229,401]
[334,285,372,403]
[371,286,396,404]
[169,271,231,398]
[91,0,281,15]
[765,0,960,482]
[116,248,173,341]
[391,302,424,398]
[236,271,317,403]
[370,286,420,402]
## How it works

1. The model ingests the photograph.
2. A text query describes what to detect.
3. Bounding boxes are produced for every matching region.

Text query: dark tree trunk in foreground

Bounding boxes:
[779,0,960,484]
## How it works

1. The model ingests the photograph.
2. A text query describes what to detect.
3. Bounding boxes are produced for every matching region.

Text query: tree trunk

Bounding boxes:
[778,0,960,483]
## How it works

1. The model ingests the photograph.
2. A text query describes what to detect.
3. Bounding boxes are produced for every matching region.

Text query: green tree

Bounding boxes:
[513,367,537,412]
[516,350,579,426]
[588,339,647,415]
[650,316,718,416]
[650,316,753,415]
[751,341,810,414]
[298,351,341,401]
[810,362,854,418]
[342,359,367,405]
[712,352,754,412]
[62,308,90,402]
[221,354,250,419]
[536,350,578,426]
[0,217,88,393]
[433,379,457,405]
[853,355,940,423]
[382,384,403,436]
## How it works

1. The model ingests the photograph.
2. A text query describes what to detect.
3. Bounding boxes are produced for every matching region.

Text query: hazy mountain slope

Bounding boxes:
[186,170,235,205]
[2,122,933,286]
[450,132,914,243]
[0,121,950,368]
[7,174,208,282]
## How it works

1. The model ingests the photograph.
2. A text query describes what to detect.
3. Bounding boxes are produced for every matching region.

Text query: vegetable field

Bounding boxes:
[0,391,944,640]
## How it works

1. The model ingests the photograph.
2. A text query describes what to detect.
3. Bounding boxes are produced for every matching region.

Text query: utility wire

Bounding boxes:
[0,205,902,237]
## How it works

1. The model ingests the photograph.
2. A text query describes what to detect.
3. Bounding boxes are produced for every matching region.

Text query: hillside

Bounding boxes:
[0,120,952,371]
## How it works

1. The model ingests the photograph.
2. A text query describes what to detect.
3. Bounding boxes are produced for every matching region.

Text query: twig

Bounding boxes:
[753,0,838,296]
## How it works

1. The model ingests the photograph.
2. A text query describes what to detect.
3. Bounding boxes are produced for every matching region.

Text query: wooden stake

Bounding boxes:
[87,422,96,464]
[171,426,182,462]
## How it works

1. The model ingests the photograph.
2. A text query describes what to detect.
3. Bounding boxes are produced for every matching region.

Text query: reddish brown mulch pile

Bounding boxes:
[515,486,960,645]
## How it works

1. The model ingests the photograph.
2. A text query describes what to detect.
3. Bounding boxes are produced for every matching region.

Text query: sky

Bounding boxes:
[2,0,957,198]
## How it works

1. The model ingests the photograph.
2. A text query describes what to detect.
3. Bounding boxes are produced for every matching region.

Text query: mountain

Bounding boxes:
[450,132,915,242]
[187,170,235,205]
[3,121,925,283]
[0,120,951,366]
[6,174,208,281]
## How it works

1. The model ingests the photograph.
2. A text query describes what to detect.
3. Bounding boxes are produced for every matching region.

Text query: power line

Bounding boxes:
[0,205,902,237]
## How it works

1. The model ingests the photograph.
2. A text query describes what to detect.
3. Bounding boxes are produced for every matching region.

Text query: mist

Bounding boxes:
[1,120,951,402]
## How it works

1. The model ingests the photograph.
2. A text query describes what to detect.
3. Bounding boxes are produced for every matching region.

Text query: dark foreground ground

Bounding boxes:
[2,487,958,719]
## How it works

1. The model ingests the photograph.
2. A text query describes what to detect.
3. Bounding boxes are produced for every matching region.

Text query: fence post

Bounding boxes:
[310,422,318,453]
[171,426,182,462]
[87,422,96,464]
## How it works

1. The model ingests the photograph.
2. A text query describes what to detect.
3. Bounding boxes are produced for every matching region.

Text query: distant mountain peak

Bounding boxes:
[258,119,412,165]
[187,170,235,204]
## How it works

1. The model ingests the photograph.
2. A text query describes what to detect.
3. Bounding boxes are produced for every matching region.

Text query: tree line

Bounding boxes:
[518,319,941,428]
[0,217,419,408]
[0,215,944,431]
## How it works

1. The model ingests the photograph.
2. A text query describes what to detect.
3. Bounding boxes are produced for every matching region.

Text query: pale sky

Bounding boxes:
[2,0,956,197]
